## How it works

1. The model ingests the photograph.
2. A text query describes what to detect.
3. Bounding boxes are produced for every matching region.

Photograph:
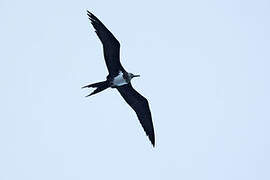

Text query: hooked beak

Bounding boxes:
[133,74,140,78]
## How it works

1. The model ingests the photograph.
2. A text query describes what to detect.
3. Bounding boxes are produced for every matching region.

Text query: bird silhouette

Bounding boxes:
[82,11,155,147]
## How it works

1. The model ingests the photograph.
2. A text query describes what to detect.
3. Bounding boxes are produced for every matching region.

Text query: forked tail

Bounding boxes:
[82,80,110,97]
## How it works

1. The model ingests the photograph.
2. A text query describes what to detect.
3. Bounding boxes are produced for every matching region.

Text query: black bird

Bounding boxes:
[82,11,155,147]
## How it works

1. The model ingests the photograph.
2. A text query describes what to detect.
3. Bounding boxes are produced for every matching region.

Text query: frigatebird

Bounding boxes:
[82,11,155,147]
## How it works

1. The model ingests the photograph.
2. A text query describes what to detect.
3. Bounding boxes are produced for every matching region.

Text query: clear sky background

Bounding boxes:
[0,0,269,179]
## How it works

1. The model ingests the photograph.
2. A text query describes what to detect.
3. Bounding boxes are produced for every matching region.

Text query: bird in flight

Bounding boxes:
[82,11,155,147]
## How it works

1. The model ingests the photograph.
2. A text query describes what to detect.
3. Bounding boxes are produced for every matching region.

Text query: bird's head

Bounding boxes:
[129,73,140,80]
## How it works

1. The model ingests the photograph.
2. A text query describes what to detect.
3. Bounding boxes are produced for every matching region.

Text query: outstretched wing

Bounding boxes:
[117,83,155,146]
[87,11,125,77]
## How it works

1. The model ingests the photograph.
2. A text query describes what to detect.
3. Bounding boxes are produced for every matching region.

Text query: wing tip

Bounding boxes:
[87,10,98,22]
[86,10,92,16]
[149,135,155,147]
[87,10,94,21]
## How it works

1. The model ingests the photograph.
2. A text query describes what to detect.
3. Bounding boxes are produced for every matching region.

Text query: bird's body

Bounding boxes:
[82,11,155,146]
[111,71,128,87]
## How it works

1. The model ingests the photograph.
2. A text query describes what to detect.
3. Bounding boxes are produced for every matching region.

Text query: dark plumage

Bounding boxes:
[87,11,125,77]
[117,84,155,145]
[83,11,155,147]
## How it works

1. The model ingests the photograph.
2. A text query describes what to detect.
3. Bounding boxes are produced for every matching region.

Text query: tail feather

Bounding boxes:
[82,81,107,88]
[82,81,109,97]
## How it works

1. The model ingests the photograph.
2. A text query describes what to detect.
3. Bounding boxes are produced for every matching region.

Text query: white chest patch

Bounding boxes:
[112,71,128,87]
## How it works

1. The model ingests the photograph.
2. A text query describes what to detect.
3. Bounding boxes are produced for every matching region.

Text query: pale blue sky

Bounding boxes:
[0,0,270,179]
